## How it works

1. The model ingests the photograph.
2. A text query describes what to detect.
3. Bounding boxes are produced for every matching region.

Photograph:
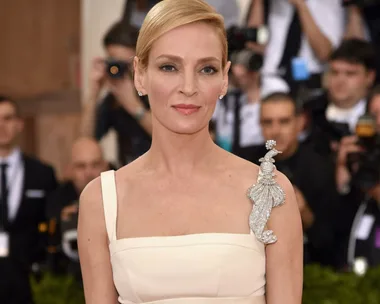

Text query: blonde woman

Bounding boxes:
[78,1,303,303]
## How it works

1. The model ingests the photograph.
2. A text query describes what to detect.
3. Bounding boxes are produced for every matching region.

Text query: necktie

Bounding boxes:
[0,163,8,230]
[232,91,243,153]
[277,4,303,87]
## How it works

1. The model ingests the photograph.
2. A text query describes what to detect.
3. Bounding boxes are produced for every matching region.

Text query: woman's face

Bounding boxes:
[135,22,230,135]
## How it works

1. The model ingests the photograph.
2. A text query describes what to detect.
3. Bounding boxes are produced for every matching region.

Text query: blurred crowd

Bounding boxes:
[1,0,380,303]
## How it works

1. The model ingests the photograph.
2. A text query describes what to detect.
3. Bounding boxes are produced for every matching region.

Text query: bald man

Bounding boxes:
[69,137,108,195]
[46,137,107,277]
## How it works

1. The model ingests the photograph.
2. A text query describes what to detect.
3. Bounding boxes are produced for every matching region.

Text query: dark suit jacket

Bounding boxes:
[238,143,340,267]
[96,93,151,166]
[4,154,57,269]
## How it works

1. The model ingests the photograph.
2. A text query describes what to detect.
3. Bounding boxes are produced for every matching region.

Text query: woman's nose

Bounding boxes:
[180,70,197,97]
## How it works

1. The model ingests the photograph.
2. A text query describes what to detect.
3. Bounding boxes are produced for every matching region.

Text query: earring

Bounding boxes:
[138,91,143,96]
[219,95,224,100]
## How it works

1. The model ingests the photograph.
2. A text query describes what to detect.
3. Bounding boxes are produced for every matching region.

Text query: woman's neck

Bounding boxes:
[146,121,219,177]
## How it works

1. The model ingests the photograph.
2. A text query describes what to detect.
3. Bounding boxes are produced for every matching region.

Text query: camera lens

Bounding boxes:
[106,58,128,79]
[109,65,120,76]
[356,114,376,138]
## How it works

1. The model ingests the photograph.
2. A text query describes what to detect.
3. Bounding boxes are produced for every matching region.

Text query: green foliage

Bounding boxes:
[303,264,380,304]
[31,273,84,304]
[30,266,380,304]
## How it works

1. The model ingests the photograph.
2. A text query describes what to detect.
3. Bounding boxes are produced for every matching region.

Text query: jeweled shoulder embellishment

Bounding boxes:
[247,140,285,244]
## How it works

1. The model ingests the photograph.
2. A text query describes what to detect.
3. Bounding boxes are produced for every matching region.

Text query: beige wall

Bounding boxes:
[80,0,250,165]
[81,0,126,165]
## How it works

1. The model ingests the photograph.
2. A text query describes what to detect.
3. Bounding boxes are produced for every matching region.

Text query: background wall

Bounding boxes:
[0,0,81,180]
[0,0,80,99]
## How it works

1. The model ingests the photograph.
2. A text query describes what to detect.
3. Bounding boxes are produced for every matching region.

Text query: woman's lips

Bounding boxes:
[172,104,201,115]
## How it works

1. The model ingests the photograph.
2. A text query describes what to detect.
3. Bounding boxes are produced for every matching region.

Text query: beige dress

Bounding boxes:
[100,170,268,304]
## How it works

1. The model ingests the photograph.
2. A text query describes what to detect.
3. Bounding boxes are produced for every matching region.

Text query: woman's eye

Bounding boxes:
[160,65,176,72]
[202,66,218,75]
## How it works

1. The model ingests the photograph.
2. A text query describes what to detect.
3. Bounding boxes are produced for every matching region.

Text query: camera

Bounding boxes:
[227,25,269,55]
[230,49,263,72]
[328,121,352,142]
[60,205,79,261]
[349,114,380,190]
[303,94,354,139]
[105,58,130,79]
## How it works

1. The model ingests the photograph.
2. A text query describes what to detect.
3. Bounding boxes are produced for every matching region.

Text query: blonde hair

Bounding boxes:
[136,0,227,70]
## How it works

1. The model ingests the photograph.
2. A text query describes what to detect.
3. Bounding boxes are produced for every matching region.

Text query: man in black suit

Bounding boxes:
[238,92,340,267]
[0,96,58,304]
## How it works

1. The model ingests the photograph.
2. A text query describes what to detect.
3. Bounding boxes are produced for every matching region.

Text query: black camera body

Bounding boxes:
[350,114,380,190]
[247,53,264,71]
[327,121,352,142]
[230,48,264,72]
[60,206,79,261]
[105,58,130,79]
[227,26,269,55]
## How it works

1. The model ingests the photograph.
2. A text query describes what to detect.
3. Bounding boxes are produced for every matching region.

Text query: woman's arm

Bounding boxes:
[77,178,118,304]
[266,172,303,304]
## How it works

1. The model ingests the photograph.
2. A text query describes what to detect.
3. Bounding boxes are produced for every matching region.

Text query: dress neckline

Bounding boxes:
[112,231,254,243]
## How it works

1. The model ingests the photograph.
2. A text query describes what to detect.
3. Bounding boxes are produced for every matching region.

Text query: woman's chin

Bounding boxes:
[164,121,207,136]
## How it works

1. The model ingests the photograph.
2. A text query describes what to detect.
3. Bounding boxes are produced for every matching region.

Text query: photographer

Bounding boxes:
[248,0,344,96]
[304,39,376,159]
[335,85,380,199]
[339,143,380,270]
[46,138,107,280]
[334,87,380,269]
[239,92,339,267]
[213,49,264,154]
[81,22,152,166]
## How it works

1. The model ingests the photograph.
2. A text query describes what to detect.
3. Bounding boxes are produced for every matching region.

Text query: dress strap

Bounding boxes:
[100,170,118,242]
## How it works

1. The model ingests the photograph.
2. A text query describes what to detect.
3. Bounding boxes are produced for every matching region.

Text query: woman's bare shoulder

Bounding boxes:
[79,175,104,215]
[78,165,130,215]
[218,149,260,181]
[217,147,295,198]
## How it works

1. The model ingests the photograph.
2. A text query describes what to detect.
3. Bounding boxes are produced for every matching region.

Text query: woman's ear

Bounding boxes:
[133,56,146,95]
[221,61,231,96]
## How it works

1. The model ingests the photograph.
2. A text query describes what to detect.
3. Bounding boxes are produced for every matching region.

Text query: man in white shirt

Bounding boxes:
[253,0,345,96]
[213,49,264,154]
[305,39,376,158]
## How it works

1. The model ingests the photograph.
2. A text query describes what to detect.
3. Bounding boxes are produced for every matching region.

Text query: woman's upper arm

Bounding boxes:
[266,172,303,304]
[78,178,118,304]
